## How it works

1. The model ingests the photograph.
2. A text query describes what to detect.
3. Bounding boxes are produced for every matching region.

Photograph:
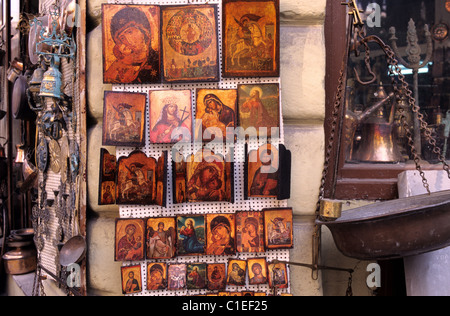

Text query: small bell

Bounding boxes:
[15,144,26,164]
[39,56,63,99]
[29,66,45,86]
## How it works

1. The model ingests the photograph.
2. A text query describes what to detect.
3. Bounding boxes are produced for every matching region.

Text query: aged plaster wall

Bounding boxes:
[84,0,372,296]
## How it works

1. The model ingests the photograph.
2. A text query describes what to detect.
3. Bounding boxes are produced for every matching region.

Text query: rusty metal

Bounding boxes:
[317,190,450,260]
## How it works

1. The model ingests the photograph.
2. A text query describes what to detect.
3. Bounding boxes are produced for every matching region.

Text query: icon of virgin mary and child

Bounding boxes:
[104,6,160,84]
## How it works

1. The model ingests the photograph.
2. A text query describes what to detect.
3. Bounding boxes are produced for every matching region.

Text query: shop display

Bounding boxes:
[121,265,143,294]
[176,215,206,256]
[168,263,187,291]
[267,261,288,289]
[161,5,219,83]
[235,211,265,253]
[237,83,280,138]
[263,208,293,250]
[226,259,247,287]
[222,0,280,78]
[147,262,168,291]
[206,263,227,291]
[206,213,236,255]
[245,143,291,200]
[106,0,292,297]
[98,149,117,206]
[103,91,147,147]
[146,217,176,260]
[102,4,161,84]
[115,218,146,262]
[248,257,268,285]
[149,90,192,144]
[186,263,207,290]
[195,89,238,142]
[116,151,167,206]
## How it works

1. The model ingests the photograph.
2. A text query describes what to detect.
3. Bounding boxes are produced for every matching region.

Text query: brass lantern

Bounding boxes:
[39,56,63,99]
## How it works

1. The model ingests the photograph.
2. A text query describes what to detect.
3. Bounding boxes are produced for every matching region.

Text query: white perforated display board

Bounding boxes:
[110,0,291,296]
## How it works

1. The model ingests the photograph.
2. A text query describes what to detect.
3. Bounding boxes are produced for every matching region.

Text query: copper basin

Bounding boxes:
[317,190,450,261]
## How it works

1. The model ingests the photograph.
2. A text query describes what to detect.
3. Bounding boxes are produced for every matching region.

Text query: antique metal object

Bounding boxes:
[13,75,36,121]
[432,23,449,41]
[317,190,450,260]
[7,59,23,82]
[389,19,433,156]
[60,136,70,183]
[59,236,86,267]
[39,106,67,140]
[49,139,61,173]
[15,144,26,164]
[27,66,45,112]
[2,239,37,275]
[343,88,394,160]
[39,56,63,99]
[36,137,48,172]
[319,199,343,221]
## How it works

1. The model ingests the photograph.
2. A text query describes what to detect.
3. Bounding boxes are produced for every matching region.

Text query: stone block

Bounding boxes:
[87,216,123,296]
[284,124,324,216]
[87,25,112,123]
[281,26,325,122]
[280,0,327,24]
[289,216,323,296]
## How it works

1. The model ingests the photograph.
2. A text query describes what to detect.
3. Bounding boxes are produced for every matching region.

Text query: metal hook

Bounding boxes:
[353,63,377,86]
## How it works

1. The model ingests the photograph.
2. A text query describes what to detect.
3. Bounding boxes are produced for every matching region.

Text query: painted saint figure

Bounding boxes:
[117,223,143,261]
[150,97,190,143]
[104,6,160,84]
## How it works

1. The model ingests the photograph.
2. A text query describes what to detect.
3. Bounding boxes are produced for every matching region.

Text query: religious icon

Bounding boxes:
[246,143,291,200]
[226,259,247,287]
[246,143,279,198]
[147,262,167,291]
[168,263,187,291]
[186,149,233,203]
[237,83,280,138]
[186,263,207,290]
[102,4,161,84]
[235,211,265,253]
[263,208,294,250]
[206,213,236,255]
[195,89,237,142]
[115,218,145,261]
[103,91,147,147]
[149,90,192,144]
[176,215,206,256]
[116,151,166,206]
[268,261,288,289]
[146,217,176,260]
[207,263,227,291]
[155,152,168,207]
[248,257,268,285]
[161,4,219,83]
[121,265,143,294]
[223,0,280,78]
[98,148,116,205]
[172,151,187,204]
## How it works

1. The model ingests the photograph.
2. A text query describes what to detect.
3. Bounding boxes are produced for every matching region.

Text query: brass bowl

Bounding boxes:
[317,190,450,260]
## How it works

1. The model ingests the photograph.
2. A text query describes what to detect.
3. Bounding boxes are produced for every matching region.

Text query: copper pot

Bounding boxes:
[2,240,37,275]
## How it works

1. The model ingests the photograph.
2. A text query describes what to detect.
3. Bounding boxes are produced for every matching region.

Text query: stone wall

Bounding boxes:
[85,0,371,296]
